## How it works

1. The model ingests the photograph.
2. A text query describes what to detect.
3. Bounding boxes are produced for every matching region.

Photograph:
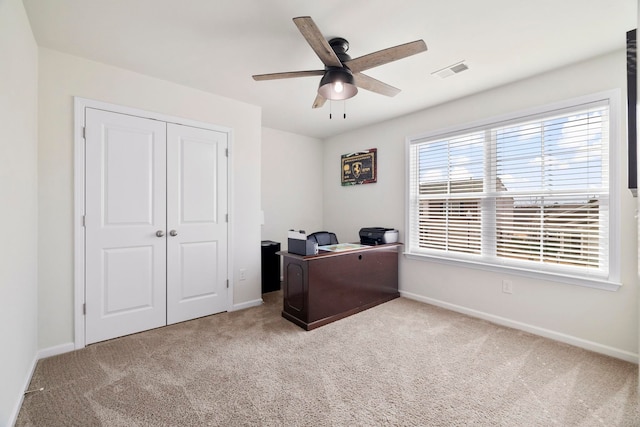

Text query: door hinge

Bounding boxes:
[82,127,86,139]
[225,214,228,223]
[226,279,229,288]
[82,303,86,315]
[225,148,228,157]
[82,215,86,227]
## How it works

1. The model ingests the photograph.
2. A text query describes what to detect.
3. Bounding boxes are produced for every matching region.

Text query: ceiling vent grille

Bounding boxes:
[432,61,469,79]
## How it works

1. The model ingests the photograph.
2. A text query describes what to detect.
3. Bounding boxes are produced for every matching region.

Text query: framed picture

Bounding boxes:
[341,148,377,186]
[627,29,637,193]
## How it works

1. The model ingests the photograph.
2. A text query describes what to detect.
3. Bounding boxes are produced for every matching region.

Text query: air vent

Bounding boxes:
[432,61,469,79]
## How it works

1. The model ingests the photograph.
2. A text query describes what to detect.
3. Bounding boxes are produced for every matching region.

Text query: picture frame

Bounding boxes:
[341,148,377,186]
[627,29,637,194]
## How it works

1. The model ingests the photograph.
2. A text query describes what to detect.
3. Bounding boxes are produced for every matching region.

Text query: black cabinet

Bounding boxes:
[261,240,281,293]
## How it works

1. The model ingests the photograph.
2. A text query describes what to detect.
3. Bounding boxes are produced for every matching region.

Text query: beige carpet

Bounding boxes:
[16,292,639,426]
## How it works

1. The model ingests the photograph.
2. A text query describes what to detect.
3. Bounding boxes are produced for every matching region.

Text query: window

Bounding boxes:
[406,93,619,289]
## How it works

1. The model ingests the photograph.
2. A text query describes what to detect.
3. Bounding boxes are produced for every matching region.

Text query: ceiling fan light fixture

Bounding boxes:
[318,68,358,100]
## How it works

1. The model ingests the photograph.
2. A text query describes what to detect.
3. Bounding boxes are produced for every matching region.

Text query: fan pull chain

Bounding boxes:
[328,101,348,119]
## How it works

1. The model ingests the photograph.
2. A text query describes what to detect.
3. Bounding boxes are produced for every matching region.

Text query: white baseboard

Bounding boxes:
[230,298,263,312]
[8,353,38,427]
[37,342,75,360]
[400,290,639,364]
[9,342,85,426]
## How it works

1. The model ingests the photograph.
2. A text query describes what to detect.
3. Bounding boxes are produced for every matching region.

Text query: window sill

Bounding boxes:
[403,252,621,292]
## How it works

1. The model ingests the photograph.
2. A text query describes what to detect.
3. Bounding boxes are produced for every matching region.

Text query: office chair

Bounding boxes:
[307,231,338,246]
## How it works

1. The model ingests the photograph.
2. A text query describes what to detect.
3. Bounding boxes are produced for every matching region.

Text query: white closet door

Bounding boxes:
[85,108,167,345]
[166,123,228,324]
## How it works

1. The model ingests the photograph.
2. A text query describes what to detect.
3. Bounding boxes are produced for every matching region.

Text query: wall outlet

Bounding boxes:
[502,279,513,294]
[239,268,247,281]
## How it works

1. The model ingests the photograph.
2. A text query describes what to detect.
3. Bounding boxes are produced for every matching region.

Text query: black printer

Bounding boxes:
[359,227,399,245]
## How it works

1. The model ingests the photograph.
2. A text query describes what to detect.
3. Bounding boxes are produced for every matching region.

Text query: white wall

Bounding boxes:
[323,50,639,361]
[261,127,324,249]
[37,48,262,350]
[0,0,39,424]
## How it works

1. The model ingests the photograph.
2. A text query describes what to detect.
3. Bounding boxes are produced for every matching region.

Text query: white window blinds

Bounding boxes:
[407,98,611,281]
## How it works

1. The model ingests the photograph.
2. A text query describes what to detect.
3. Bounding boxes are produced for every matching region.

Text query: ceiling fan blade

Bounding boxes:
[293,16,343,68]
[253,70,325,81]
[346,40,427,74]
[353,73,401,97]
[312,93,327,109]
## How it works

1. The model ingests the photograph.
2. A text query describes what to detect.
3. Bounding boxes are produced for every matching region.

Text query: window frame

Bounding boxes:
[404,90,621,291]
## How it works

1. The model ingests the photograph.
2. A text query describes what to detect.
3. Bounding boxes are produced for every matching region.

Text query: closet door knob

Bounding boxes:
[169,230,178,237]
[156,230,165,237]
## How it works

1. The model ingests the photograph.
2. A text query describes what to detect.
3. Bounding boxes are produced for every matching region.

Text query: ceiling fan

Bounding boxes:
[252,16,428,109]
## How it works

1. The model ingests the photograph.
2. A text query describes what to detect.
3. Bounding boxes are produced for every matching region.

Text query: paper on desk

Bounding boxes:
[318,243,367,252]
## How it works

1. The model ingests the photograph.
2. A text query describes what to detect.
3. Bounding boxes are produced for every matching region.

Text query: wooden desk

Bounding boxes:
[278,243,400,330]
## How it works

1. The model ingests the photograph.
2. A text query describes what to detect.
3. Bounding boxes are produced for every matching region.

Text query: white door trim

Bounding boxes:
[73,97,234,349]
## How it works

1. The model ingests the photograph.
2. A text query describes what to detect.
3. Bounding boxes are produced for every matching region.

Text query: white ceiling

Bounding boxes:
[23,0,637,139]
